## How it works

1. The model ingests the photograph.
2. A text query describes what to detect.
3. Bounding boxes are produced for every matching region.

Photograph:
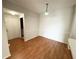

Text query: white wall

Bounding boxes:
[70,13,76,39]
[39,7,73,43]
[4,13,21,40]
[3,0,39,41]
[2,16,11,59]
[68,8,76,59]
[24,15,39,40]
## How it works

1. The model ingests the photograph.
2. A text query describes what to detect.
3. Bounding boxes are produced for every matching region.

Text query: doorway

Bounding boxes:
[20,17,24,38]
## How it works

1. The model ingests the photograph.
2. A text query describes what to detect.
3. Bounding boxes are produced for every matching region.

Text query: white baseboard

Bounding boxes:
[24,36,39,42]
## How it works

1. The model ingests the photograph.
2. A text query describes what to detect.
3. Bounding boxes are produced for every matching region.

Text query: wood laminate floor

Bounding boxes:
[7,36,73,59]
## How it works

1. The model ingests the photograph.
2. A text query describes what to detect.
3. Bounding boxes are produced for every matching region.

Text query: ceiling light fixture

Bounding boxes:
[9,11,18,15]
[45,3,49,15]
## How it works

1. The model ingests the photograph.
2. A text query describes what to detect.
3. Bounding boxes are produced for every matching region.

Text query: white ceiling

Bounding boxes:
[7,0,76,14]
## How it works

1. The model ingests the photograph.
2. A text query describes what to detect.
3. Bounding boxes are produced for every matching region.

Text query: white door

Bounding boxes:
[4,13,21,40]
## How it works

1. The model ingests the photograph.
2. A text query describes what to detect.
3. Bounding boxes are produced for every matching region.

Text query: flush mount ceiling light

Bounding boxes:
[45,3,49,15]
[9,11,18,15]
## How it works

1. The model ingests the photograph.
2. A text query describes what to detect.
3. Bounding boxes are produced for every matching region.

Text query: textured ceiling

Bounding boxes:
[7,0,76,14]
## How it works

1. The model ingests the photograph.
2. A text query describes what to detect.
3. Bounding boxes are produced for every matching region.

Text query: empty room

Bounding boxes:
[2,0,76,59]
